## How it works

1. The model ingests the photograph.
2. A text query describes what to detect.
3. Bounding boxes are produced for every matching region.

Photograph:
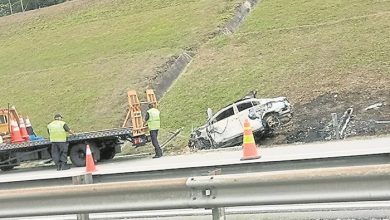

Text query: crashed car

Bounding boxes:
[188,94,292,150]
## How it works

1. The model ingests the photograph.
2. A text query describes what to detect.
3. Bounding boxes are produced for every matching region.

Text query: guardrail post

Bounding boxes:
[212,208,226,220]
[208,169,226,220]
[72,174,93,220]
[331,113,340,140]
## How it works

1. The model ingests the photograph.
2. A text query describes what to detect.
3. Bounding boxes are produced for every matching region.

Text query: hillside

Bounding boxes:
[0,0,240,134]
[161,0,390,148]
[1,0,389,153]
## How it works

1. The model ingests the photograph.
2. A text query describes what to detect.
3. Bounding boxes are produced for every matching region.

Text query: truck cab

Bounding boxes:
[0,108,15,143]
[0,110,9,135]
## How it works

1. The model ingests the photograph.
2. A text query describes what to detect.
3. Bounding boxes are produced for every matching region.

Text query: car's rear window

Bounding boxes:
[237,102,253,112]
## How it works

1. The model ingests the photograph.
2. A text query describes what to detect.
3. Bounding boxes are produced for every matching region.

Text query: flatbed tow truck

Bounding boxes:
[0,89,156,171]
[0,127,142,171]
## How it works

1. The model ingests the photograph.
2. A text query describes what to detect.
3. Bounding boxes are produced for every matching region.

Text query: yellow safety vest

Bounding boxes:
[47,120,67,142]
[147,108,160,130]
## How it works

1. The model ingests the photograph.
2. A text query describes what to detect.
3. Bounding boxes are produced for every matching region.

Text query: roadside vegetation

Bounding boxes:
[1,0,388,154]
[0,0,240,135]
[0,0,66,17]
[160,0,390,150]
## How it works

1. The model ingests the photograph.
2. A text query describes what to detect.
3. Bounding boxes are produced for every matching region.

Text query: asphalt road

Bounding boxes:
[2,137,390,220]
[1,136,390,184]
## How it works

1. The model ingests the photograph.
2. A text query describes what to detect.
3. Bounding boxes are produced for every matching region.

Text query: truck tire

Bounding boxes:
[0,153,17,171]
[100,147,116,160]
[69,143,101,167]
[0,165,15,171]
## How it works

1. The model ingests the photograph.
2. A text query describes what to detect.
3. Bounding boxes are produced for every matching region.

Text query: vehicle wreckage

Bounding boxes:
[188,92,293,150]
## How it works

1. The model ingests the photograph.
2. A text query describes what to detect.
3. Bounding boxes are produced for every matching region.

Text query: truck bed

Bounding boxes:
[0,127,133,152]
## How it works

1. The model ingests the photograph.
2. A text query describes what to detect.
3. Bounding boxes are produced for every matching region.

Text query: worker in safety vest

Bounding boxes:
[145,104,162,158]
[47,113,74,170]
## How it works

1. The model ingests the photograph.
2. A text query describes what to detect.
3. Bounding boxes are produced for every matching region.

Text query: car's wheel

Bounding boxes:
[263,113,281,130]
[188,139,197,151]
[189,138,212,150]
[69,143,101,167]
[201,138,213,149]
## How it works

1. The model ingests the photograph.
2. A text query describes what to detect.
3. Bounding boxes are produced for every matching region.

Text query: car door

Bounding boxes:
[207,106,242,145]
[236,100,263,132]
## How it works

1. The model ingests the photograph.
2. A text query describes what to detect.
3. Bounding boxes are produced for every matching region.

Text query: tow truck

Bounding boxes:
[0,89,157,171]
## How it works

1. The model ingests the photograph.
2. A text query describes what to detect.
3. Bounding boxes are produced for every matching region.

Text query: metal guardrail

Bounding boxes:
[8,202,390,220]
[2,152,389,190]
[1,164,390,218]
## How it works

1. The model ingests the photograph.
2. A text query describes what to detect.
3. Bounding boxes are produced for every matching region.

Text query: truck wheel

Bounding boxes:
[69,143,101,167]
[100,147,116,160]
[0,153,17,171]
[0,166,15,171]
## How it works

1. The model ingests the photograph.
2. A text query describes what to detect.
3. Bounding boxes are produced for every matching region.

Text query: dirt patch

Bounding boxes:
[258,89,390,145]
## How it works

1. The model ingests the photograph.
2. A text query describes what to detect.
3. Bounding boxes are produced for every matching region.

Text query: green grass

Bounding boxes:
[0,0,240,135]
[1,0,389,153]
[160,0,390,148]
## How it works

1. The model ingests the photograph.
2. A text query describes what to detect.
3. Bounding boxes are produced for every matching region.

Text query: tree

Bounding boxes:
[0,3,9,16]
[0,0,67,17]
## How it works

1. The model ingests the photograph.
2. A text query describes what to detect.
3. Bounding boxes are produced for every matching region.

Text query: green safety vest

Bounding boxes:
[147,108,160,130]
[47,120,67,142]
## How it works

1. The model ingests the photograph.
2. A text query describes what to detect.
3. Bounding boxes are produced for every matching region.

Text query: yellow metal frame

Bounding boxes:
[145,89,158,108]
[122,90,158,137]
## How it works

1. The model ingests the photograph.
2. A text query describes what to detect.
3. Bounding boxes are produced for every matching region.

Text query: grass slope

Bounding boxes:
[161,0,390,148]
[0,0,240,134]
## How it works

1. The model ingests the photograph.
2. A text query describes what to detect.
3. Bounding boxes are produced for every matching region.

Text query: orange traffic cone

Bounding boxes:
[19,117,30,141]
[10,120,24,143]
[85,144,97,173]
[241,118,261,161]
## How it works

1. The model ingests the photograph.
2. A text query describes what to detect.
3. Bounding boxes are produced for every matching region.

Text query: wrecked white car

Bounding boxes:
[188,95,292,150]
